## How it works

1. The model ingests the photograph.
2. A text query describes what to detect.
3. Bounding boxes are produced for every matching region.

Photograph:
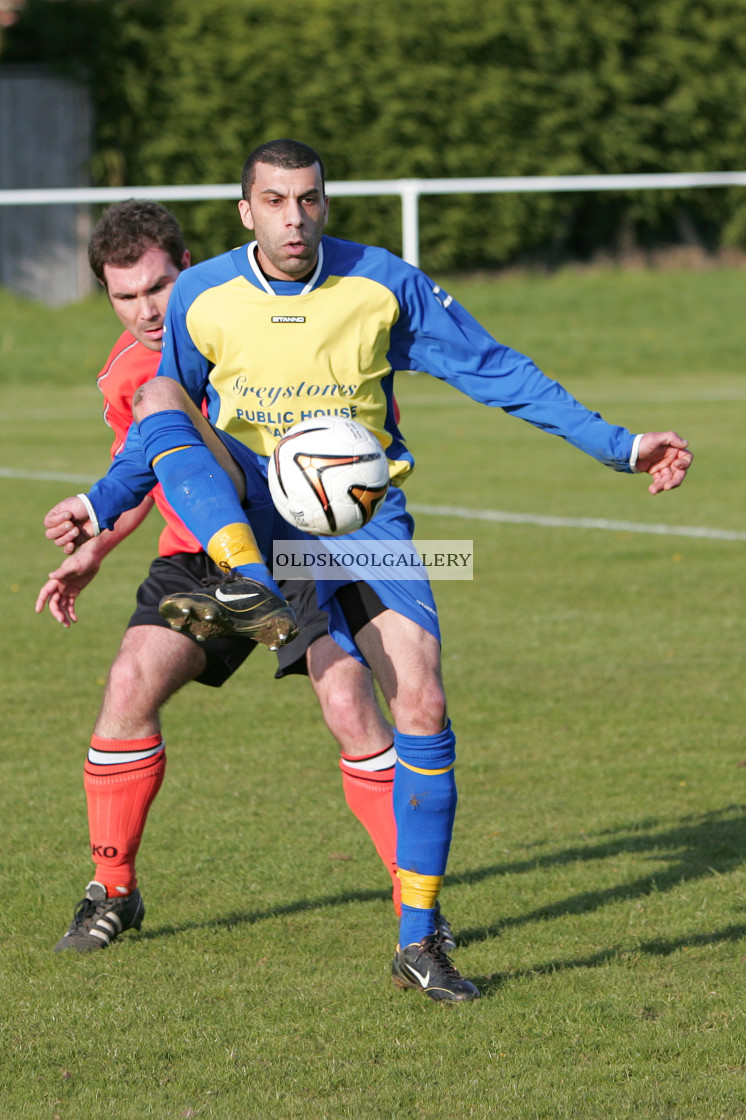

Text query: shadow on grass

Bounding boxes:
[458,803,746,996]
[455,802,746,948]
[139,884,396,943]
[142,804,746,974]
[472,922,746,999]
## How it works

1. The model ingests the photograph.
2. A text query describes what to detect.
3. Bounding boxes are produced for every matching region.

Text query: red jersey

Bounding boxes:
[96,331,202,557]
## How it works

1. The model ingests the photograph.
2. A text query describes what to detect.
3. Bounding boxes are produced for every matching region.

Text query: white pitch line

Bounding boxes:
[408,503,746,542]
[3,466,742,543]
[0,466,101,485]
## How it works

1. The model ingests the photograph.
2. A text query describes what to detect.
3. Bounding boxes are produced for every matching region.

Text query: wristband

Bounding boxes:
[76,493,101,537]
[629,434,643,474]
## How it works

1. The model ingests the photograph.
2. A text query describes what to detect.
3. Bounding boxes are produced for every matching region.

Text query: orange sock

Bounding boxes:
[83,734,166,897]
[339,745,400,914]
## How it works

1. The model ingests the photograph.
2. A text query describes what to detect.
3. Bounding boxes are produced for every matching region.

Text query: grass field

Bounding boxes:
[1,265,745,1119]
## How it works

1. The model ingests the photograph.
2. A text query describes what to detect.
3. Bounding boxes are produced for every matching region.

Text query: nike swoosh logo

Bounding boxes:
[406,965,430,988]
[215,587,261,603]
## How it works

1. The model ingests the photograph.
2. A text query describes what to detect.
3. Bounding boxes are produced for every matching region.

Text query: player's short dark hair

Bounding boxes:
[241,139,326,200]
[88,200,187,285]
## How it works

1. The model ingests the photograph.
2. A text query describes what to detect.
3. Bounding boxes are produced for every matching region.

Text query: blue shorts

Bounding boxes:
[217,429,441,664]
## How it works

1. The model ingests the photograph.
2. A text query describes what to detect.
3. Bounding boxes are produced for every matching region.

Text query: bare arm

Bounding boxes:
[37,495,155,626]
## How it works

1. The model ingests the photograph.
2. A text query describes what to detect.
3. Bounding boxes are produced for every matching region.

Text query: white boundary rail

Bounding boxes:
[2,171,746,268]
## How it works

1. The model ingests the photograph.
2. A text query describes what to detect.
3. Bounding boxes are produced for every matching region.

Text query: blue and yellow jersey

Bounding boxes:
[161,236,411,483]
[88,235,636,529]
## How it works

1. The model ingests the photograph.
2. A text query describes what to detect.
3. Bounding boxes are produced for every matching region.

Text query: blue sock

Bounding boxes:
[394,722,457,947]
[237,562,282,596]
[139,411,281,595]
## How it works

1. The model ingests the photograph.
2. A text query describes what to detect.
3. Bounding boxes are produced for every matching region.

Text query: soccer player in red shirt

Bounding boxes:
[38,202,442,954]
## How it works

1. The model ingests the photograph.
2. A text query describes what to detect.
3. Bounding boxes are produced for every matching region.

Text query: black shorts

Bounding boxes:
[127,553,330,688]
[336,581,387,636]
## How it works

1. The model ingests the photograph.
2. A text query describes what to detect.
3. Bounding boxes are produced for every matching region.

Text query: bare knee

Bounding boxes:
[307,637,392,755]
[132,377,189,422]
[319,686,386,753]
[389,679,447,737]
[97,652,160,737]
[95,628,205,740]
[106,654,151,710]
[353,611,447,737]
[318,686,360,747]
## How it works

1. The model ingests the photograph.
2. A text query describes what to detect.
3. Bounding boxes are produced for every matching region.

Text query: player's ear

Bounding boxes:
[323,196,329,227]
[238,199,254,231]
[181,249,191,269]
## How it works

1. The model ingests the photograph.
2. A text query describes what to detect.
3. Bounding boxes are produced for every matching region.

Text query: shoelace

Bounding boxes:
[200,566,240,590]
[70,897,101,928]
[414,935,461,978]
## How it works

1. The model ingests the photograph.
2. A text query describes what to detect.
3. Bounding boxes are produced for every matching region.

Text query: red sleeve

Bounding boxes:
[97,332,161,458]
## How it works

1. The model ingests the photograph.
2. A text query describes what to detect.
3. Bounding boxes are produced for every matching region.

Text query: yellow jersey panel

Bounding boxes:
[185,273,400,459]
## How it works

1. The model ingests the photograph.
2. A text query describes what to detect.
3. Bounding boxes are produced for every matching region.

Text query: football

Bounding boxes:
[268,417,390,536]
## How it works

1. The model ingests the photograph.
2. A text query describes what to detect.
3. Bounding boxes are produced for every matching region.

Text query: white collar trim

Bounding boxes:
[246,241,323,295]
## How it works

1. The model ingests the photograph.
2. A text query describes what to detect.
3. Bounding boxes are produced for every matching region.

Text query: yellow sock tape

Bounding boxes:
[397,869,443,910]
[207,523,262,569]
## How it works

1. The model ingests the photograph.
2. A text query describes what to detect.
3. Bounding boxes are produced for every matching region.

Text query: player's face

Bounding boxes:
[102,246,189,351]
[238,162,329,281]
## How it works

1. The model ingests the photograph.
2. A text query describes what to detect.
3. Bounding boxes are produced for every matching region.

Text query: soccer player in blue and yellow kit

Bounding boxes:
[40,200,424,956]
[46,140,693,1001]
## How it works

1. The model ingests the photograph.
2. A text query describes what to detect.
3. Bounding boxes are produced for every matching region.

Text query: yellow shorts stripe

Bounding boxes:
[151,445,193,467]
[397,759,455,777]
[397,869,443,910]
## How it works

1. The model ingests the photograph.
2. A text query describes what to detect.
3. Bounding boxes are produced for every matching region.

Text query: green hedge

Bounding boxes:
[6,0,746,270]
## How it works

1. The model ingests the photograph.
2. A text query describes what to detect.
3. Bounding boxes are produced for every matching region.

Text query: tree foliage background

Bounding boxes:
[4,0,746,271]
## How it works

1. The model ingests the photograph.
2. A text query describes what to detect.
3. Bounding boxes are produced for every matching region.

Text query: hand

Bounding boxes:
[636,432,693,495]
[34,548,102,627]
[44,495,94,554]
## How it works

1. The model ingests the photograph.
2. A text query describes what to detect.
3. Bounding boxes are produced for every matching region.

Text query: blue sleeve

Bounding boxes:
[87,423,156,532]
[155,277,212,405]
[388,269,636,471]
[87,278,213,531]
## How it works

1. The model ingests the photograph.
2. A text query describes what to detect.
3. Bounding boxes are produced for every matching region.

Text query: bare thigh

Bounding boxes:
[94,625,207,740]
[306,633,393,756]
[353,610,447,736]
